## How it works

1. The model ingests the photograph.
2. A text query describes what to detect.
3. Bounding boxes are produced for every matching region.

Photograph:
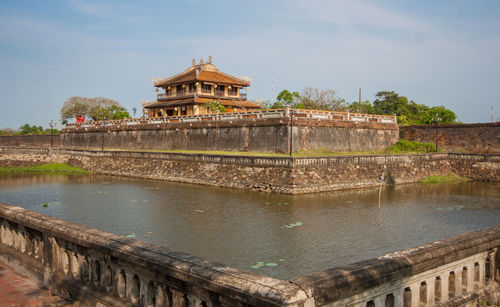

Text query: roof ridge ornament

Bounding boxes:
[192,58,196,66]
[207,55,212,64]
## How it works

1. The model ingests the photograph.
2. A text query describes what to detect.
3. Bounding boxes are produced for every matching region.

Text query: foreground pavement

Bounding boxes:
[0,261,69,307]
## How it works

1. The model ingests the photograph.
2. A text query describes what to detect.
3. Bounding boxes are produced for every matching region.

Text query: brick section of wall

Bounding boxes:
[0,135,61,147]
[61,118,398,153]
[400,122,500,153]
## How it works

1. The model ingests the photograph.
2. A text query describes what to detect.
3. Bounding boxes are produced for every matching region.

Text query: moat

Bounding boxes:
[0,174,499,280]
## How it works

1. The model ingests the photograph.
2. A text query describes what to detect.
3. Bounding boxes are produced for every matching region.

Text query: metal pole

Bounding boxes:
[378,181,382,209]
[435,125,438,152]
[435,113,439,152]
[359,88,362,104]
[49,120,54,147]
[289,109,293,157]
[101,130,105,151]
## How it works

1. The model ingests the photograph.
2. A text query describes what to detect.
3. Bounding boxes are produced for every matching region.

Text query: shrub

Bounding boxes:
[387,139,436,153]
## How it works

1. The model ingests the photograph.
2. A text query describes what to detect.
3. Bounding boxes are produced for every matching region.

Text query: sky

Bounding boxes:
[0,0,499,129]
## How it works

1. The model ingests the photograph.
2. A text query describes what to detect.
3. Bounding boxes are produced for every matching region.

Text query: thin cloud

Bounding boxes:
[69,0,114,19]
[69,0,142,23]
[285,0,427,32]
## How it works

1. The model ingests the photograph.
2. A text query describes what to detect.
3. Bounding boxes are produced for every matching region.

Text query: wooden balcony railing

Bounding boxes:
[157,91,247,100]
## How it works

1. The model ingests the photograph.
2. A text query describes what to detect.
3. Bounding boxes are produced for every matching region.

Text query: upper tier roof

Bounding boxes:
[153,60,251,87]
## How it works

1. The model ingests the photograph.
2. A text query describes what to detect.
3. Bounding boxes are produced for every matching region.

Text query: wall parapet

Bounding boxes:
[5,146,493,167]
[292,223,500,306]
[0,202,312,306]
[0,202,499,306]
[65,108,397,129]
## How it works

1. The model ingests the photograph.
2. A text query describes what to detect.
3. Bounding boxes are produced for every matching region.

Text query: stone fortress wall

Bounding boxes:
[61,109,399,153]
[400,122,500,153]
[0,147,498,194]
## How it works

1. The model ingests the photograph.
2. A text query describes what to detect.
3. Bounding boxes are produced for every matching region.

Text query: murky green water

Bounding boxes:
[0,174,499,279]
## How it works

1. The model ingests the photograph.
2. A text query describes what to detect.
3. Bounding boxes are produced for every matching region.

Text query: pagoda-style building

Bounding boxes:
[143,57,261,117]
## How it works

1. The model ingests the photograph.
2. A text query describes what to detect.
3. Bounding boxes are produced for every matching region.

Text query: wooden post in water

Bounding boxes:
[378,174,385,209]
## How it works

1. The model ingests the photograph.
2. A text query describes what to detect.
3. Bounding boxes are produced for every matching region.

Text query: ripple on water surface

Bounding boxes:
[0,174,499,280]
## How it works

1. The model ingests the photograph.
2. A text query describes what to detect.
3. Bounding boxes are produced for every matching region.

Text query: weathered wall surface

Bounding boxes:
[61,118,398,153]
[293,119,398,152]
[0,134,60,147]
[400,122,500,153]
[1,147,498,194]
[0,202,499,306]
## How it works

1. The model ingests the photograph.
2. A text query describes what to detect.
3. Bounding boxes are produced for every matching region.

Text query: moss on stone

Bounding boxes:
[0,163,88,174]
[420,173,469,185]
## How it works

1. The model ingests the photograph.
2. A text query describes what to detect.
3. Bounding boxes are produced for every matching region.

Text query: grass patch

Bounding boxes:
[0,163,88,174]
[420,173,469,185]
[386,139,437,154]
[294,148,385,156]
[67,140,440,157]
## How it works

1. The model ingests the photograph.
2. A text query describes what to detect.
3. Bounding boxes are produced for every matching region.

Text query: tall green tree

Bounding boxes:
[19,124,44,135]
[270,90,300,108]
[418,106,457,124]
[372,91,457,125]
[347,100,375,114]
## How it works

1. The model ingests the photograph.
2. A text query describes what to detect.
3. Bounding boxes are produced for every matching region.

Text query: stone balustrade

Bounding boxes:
[292,226,500,307]
[0,201,499,306]
[0,202,311,306]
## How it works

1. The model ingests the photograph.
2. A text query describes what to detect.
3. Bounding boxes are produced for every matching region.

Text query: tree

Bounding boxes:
[60,96,128,121]
[0,127,17,135]
[91,105,130,121]
[373,91,457,125]
[19,124,44,135]
[347,100,375,114]
[297,87,346,111]
[418,106,457,124]
[206,100,227,113]
[60,96,91,120]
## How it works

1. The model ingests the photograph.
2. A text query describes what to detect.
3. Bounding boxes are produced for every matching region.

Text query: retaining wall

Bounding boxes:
[61,117,398,153]
[0,202,498,306]
[0,147,498,194]
[0,134,60,147]
[400,122,500,153]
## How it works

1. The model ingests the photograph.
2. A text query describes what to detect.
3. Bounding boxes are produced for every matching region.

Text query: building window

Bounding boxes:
[216,85,225,97]
[176,85,184,96]
[202,84,211,94]
[228,87,237,96]
[166,87,172,96]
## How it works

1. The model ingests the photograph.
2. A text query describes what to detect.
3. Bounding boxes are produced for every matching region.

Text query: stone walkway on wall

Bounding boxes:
[0,261,69,307]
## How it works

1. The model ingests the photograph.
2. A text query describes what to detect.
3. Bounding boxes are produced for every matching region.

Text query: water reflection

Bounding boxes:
[0,174,499,280]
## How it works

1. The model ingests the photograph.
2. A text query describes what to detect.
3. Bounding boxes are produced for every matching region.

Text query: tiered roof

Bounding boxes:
[153,59,250,87]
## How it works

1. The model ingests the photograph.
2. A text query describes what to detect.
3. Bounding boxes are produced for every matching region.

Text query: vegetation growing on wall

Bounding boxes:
[0,163,88,174]
[420,173,469,184]
[386,140,437,153]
